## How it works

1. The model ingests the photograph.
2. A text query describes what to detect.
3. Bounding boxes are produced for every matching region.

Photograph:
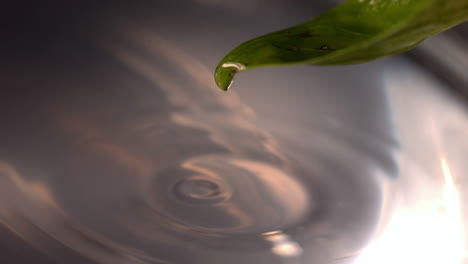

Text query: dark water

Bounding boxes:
[3,1,455,263]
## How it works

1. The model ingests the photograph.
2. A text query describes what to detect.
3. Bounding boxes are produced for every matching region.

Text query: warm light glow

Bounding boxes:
[263,230,303,257]
[354,158,465,264]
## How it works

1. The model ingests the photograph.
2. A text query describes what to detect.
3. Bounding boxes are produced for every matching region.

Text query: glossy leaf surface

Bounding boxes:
[215,0,468,90]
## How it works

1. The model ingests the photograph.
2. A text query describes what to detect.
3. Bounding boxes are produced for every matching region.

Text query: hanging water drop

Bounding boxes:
[215,62,246,91]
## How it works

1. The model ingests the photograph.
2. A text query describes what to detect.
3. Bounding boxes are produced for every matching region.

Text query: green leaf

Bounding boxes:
[215,0,468,90]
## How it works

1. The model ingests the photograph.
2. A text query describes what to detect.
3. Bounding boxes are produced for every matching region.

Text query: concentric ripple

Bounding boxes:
[0,11,398,264]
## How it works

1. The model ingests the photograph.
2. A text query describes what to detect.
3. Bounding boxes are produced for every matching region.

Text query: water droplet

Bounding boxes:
[215,62,246,91]
[263,230,303,258]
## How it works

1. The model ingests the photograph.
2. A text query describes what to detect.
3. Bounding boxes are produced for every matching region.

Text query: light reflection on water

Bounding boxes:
[0,26,394,263]
[0,1,465,264]
[353,63,468,264]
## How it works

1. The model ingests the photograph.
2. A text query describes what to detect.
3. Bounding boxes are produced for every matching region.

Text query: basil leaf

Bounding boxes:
[215,0,468,90]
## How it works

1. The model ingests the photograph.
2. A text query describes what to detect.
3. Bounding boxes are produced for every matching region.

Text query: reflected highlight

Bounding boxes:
[354,158,465,264]
[263,231,303,258]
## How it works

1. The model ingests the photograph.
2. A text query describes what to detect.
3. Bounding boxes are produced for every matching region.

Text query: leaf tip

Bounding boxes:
[215,62,247,91]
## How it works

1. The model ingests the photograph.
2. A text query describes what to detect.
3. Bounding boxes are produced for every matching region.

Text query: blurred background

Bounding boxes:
[0,1,467,263]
